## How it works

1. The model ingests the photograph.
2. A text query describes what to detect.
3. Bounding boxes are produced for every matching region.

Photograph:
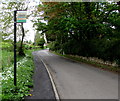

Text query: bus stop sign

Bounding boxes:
[17,11,27,23]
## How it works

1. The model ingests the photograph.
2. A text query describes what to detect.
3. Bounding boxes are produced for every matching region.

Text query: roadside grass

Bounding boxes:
[24,48,42,55]
[2,55,34,100]
[51,51,119,74]
[2,42,41,101]
[2,50,34,100]
[2,50,13,71]
[2,50,24,71]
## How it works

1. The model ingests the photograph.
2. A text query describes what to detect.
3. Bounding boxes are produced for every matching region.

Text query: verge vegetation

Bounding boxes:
[51,51,119,74]
[1,42,41,100]
[34,2,120,69]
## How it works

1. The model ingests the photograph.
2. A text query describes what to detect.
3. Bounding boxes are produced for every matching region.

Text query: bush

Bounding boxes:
[2,53,34,101]
[91,39,120,64]
[1,42,13,51]
[2,50,13,71]
[36,38,45,48]
[49,38,120,66]
[2,42,35,100]
[49,41,61,51]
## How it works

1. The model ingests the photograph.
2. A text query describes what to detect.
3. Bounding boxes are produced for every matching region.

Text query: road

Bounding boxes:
[36,49,118,99]
[25,51,56,100]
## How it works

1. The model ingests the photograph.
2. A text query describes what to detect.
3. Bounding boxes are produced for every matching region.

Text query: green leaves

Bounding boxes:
[2,49,34,100]
[35,2,120,65]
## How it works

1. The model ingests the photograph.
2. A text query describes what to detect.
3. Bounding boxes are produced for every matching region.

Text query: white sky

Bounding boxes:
[24,0,41,42]
[23,1,39,42]
[1,0,41,42]
[24,18,35,42]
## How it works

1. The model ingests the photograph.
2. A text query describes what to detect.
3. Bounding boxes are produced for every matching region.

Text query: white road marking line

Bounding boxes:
[40,58,60,101]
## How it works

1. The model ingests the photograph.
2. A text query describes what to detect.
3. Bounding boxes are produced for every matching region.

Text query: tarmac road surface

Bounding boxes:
[35,49,118,99]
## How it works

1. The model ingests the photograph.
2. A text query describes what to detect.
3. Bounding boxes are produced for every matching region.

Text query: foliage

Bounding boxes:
[1,42,14,71]
[52,51,119,73]
[34,31,45,48]
[0,2,28,40]
[1,42,41,100]
[2,54,34,100]
[24,44,40,50]
[37,37,45,48]
[1,42,13,51]
[2,50,13,71]
[0,2,31,56]
[35,2,120,66]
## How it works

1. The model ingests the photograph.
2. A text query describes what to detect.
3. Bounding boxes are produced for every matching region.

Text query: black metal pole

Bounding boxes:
[14,10,17,86]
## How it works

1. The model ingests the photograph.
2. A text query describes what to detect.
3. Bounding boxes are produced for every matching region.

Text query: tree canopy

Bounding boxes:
[34,2,120,65]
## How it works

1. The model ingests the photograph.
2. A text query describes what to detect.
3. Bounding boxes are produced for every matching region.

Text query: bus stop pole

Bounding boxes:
[14,10,17,86]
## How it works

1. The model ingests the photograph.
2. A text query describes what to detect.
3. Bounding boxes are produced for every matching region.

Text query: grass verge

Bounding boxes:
[51,51,119,74]
[2,48,41,101]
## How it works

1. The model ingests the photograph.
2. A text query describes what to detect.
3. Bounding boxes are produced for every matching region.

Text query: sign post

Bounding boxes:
[14,10,17,86]
[17,11,27,23]
[14,10,27,86]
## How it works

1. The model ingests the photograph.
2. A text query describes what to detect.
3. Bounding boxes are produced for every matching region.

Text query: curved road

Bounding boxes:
[36,49,118,99]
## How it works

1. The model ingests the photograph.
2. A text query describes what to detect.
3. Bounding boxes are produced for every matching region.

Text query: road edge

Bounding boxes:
[50,51,119,74]
[40,58,60,101]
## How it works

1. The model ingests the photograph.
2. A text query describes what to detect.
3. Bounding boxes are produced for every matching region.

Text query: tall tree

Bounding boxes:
[34,2,120,64]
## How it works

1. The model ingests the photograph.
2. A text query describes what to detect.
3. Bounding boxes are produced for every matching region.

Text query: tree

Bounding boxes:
[0,1,30,56]
[34,31,45,48]
[34,2,120,65]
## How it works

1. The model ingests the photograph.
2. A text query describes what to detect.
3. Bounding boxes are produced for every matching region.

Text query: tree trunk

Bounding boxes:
[18,23,25,56]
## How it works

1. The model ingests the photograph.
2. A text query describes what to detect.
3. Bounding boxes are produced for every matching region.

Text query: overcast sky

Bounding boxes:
[23,0,41,42]
[0,0,41,42]
[23,0,40,42]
